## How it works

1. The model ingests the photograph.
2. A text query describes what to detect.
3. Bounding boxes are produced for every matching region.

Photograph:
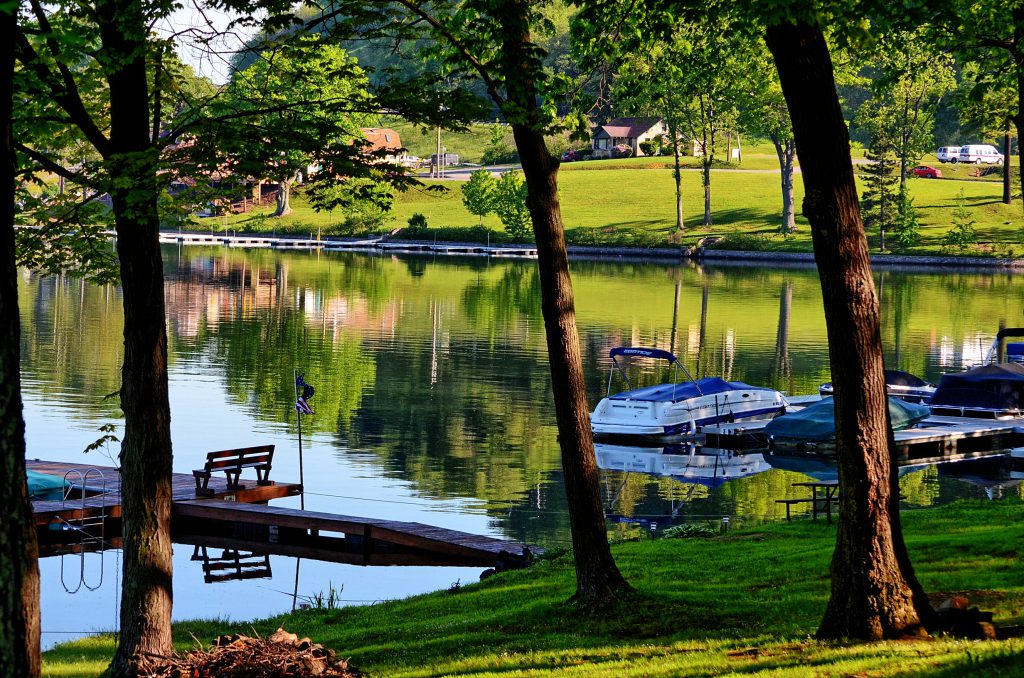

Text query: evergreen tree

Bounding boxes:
[860,144,898,251]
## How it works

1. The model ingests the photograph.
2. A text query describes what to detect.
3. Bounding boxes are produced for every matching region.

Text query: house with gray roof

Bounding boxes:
[591,117,667,158]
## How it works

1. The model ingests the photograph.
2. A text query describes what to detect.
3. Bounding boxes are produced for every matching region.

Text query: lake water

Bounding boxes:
[22,246,1023,647]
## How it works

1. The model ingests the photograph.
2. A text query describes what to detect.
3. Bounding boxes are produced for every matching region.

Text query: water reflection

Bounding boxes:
[21,247,1024,644]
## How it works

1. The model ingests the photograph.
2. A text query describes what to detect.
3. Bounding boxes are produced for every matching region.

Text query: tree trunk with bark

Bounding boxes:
[275,176,293,217]
[765,20,930,640]
[773,137,797,233]
[96,1,175,674]
[513,123,630,606]
[702,157,712,226]
[0,7,41,674]
[1004,130,1012,205]
[668,117,683,231]
[498,4,630,608]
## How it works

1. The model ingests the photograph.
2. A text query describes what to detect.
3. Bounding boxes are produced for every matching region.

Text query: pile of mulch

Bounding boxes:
[147,628,361,677]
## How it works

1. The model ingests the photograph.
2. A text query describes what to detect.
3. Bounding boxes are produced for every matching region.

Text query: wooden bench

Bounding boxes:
[193,446,275,496]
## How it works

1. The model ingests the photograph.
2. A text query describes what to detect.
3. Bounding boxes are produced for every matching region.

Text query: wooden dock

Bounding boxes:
[702,415,1024,464]
[29,460,536,568]
[159,233,539,258]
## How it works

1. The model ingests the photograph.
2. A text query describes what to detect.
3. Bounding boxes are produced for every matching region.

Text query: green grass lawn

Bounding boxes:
[194,153,1024,254]
[43,499,1024,677]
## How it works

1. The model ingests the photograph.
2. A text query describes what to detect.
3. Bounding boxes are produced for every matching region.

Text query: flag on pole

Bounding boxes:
[295,374,316,415]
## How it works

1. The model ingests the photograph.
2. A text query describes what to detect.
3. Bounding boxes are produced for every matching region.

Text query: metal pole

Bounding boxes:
[293,369,306,510]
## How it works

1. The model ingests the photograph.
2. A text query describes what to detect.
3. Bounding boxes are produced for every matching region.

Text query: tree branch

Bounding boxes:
[14,12,111,157]
[15,143,96,186]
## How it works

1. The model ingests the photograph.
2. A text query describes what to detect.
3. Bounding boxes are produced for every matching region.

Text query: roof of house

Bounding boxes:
[594,117,663,139]
[360,128,403,152]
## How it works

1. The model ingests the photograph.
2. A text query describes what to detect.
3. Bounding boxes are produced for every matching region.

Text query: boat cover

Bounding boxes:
[27,470,68,501]
[766,396,931,442]
[609,377,773,404]
[930,362,1024,410]
[883,370,932,388]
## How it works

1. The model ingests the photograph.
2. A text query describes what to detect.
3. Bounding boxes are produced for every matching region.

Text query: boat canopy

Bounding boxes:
[765,396,930,442]
[930,362,1024,411]
[609,346,678,362]
[609,376,770,404]
[27,470,68,501]
[883,369,932,388]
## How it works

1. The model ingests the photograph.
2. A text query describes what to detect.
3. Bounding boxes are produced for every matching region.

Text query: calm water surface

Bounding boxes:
[21,247,1023,646]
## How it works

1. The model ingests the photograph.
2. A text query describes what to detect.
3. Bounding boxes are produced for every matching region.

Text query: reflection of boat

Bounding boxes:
[590,347,788,439]
[766,453,929,481]
[595,443,771,487]
[819,370,935,404]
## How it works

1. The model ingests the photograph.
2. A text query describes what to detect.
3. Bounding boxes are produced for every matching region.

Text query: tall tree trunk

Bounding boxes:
[773,137,797,233]
[512,122,630,607]
[668,118,683,232]
[0,7,41,675]
[499,5,629,607]
[1003,129,1012,206]
[702,159,712,226]
[275,176,293,217]
[97,1,175,674]
[765,20,929,640]
[899,147,908,193]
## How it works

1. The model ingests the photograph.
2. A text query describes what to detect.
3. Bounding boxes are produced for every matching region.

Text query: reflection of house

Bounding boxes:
[360,127,407,164]
[591,118,666,158]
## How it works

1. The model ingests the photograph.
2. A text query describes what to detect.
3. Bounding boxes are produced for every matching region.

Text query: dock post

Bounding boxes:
[293,370,306,510]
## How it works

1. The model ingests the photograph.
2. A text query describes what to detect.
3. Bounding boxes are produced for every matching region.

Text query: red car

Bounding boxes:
[912,165,942,178]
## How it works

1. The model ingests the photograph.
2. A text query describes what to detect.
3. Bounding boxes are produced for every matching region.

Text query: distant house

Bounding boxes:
[360,127,407,164]
[591,118,667,158]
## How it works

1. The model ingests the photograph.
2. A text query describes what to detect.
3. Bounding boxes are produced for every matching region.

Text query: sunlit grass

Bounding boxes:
[184,149,1024,253]
[45,500,1024,677]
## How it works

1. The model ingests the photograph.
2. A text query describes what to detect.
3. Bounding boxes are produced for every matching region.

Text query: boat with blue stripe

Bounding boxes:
[590,347,789,440]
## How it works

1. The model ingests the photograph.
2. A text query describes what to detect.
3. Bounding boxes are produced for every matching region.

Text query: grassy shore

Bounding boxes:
[43,499,1024,677]
[191,148,1024,255]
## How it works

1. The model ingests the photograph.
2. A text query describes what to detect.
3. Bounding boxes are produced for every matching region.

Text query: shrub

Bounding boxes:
[943,190,978,253]
[612,143,633,158]
[492,171,532,241]
[639,138,664,156]
[406,213,428,236]
[662,522,717,539]
[890,187,920,251]
[461,169,496,224]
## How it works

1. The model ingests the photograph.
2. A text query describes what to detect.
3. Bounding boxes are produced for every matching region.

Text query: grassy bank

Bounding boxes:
[44,499,1024,677]
[187,147,1024,254]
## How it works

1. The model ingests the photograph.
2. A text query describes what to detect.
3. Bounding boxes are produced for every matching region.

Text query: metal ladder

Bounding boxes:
[59,468,108,593]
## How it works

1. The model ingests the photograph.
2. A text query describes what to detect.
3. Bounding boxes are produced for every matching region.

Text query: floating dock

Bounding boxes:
[159,233,539,258]
[702,415,1024,464]
[29,460,536,567]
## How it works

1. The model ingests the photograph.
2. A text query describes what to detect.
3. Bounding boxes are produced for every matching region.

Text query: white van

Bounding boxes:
[958,144,1004,164]
[937,146,960,163]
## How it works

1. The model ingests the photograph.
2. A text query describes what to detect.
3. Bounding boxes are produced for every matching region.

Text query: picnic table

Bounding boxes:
[776,481,839,522]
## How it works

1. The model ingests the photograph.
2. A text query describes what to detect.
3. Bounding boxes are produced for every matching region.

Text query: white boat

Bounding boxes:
[819,369,936,404]
[589,347,789,439]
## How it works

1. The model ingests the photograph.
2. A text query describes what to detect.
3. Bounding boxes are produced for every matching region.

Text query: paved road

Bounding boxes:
[415,156,871,181]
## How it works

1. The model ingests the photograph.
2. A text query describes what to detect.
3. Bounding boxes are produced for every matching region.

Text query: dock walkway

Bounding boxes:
[28,460,535,567]
[159,233,539,258]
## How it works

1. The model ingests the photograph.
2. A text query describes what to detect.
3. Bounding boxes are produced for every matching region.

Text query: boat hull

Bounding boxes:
[590,390,787,440]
